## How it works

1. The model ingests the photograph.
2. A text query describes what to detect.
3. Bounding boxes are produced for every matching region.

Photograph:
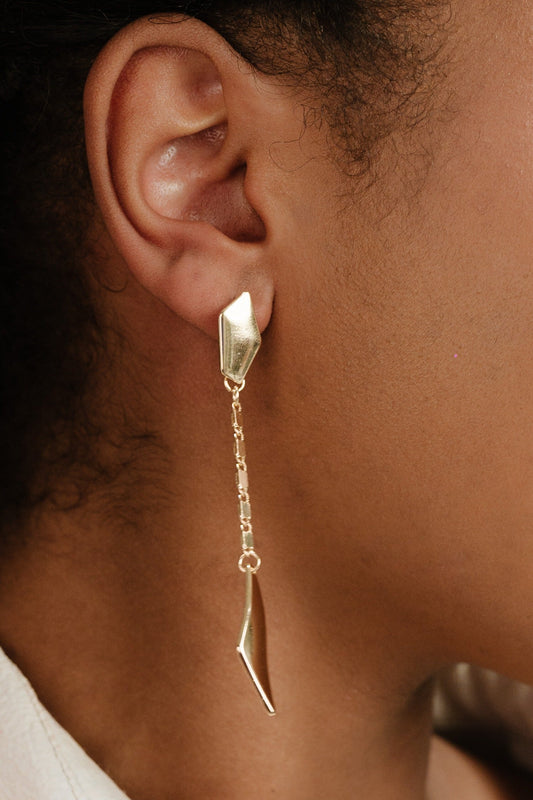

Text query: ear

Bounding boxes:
[83,15,275,338]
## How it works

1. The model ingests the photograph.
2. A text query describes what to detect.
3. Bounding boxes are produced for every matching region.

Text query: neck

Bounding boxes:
[0,316,439,799]
[0,493,437,800]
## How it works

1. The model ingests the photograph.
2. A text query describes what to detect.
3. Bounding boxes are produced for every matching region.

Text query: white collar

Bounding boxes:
[0,646,130,800]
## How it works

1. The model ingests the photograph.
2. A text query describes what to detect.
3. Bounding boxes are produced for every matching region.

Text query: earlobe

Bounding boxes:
[84,16,273,338]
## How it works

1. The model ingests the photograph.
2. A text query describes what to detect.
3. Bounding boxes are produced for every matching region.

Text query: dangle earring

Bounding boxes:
[218,292,276,716]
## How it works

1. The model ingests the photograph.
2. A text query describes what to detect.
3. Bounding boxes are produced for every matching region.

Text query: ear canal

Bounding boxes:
[143,124,227,220]
[143,135,265,242]
[110,45,266,243]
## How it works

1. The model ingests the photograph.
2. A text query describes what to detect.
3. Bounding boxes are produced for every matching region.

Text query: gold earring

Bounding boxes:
[218,292,275,716]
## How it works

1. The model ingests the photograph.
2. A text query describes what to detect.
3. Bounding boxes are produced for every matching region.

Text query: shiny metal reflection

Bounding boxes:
[236,569,276,716]
[219,292,261,383]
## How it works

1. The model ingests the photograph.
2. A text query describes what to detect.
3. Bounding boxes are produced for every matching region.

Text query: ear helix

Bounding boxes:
[85,21,275,339]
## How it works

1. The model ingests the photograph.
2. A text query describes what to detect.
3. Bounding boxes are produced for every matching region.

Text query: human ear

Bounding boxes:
[83,15,274,338]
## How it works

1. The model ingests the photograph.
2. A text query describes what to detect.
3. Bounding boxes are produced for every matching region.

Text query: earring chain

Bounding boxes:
[224,378,261,574]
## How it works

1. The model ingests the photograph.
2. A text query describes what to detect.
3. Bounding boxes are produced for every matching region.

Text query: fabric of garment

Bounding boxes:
[0,646,130,800]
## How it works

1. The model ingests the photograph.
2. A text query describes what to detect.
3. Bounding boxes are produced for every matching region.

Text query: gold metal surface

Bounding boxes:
[219,292,275,716]
[237,569,276,716]
[219,292,261,383]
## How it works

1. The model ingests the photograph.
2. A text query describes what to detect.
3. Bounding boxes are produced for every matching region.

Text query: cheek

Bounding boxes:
[307,259,533,674]
[349,228,533,674]
[349,0,533,590]
[270,1,533,676]
[426,3,533,280]
[276,139,533,674]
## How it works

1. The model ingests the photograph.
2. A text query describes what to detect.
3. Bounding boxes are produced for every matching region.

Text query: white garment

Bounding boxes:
[0,647,130,800]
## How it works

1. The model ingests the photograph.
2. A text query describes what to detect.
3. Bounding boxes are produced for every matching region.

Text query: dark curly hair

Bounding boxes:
[0,0,447,548]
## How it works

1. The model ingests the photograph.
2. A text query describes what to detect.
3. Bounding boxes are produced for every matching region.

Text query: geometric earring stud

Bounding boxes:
[219,291,261,383]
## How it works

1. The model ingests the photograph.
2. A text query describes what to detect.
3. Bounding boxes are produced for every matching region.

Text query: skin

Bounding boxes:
[0,0,532,798]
